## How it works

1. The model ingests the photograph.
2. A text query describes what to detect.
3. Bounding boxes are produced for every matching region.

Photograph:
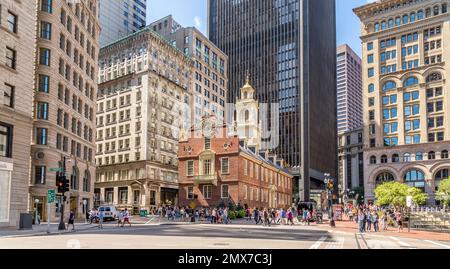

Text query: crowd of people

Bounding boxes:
[155,205,320,227]
[344,204,406,233]
[87,208,132,229]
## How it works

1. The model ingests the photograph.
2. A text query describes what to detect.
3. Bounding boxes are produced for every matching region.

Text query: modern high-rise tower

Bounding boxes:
[99,0,147,46]
[337,44,363,134]
[208,0,337,201]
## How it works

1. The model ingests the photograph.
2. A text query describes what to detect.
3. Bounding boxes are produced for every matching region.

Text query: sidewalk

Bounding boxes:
[317,219,450,241]
[0,222,96,238]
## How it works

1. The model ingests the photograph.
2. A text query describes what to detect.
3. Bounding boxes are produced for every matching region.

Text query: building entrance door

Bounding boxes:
[70,196,78,218]
[32,196,45,224]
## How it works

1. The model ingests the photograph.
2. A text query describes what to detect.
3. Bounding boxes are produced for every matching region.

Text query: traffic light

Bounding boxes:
[56,173,64,193]
[63,175,70,193]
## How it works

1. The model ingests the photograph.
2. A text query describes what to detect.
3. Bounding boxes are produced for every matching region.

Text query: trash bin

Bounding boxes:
[139,210,148,217]
[19,213,33,230]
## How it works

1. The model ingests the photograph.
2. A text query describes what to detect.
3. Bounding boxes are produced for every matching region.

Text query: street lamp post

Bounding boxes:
[58,156,69,231]
[324,173,336,227]
[83,199,88,224]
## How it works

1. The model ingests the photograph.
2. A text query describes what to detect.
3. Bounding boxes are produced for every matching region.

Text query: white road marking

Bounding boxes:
[389,236,416,249]
[424,240,450,249]
[325,237,345,249]
[309,236,328,249]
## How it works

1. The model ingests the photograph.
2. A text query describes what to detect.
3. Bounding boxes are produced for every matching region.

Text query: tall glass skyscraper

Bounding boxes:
[99,0,147,46]
[208,0,337,201]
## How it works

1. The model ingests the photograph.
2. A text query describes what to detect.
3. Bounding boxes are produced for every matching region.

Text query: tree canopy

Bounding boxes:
[374,181,427,207]
[435,178,450,206]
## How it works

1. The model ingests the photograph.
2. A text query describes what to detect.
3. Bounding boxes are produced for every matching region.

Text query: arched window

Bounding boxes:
[368,83,374,93]
[426,73,442,83]
[244,92,248,99]
[388,18,394,28]
[435,169,449,191]
[376,172,395,186]
[375,23,380,32]
[381,21,387,30]
[404,169,425,190]
[382,81,397,91]
[403,77,419,87]
[370,156,377,164]
[403,153,411,162]
[83,170,91,192]
[392,154,400,163]
[410,12,416,23]
[71,166,79,190]
[434,5,440,16]
[418,10,424,20]
[426,8,431,18]
[381,155,388,163]
[441,150,449,159]
[415,152,423,161]
[403,14,409,24]
[428,151,436,160]
[443,3,448,14]
[395,17,401,26]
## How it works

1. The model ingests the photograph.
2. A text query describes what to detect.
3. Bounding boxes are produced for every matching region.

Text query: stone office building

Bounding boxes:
[95,26,192,213]
[354,0,450,204]
[0,0,36,227]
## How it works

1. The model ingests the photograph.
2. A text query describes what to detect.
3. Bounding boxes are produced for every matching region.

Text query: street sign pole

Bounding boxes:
[47,189,55,234]
[406,196,413,233]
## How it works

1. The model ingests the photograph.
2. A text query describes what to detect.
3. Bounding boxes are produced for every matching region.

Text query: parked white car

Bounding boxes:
[98,206,118,221]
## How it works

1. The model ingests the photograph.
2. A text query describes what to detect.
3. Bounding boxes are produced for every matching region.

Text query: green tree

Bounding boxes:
[436,178,450,206]
[375,181,427,207]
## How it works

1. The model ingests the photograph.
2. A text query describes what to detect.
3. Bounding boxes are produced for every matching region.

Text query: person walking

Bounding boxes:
[287,208,294,225]
[281,208,286,225]
[122,208,131,227]
[254,208,259,225]
[365,210,372,232]
[98,209,104,229]
[68,211,75,231]
[117,210,124,227]
[372,211,379,232]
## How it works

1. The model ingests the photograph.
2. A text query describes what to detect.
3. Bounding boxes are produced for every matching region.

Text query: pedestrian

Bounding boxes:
[122,208,131,227]
[254,208,259,225]
[306,210,311,226]
[117,210,124,227]
[281,208,286,225]
[382,211,388,231]
[211,208,217,224]
[98,209,104,229]
[373,211,379,232]
[395,210,403,232]
[263,209,270,227]
[357,210,365,233]
[68,211,75,230]
[287,208,294,225]
[348,209,354,222]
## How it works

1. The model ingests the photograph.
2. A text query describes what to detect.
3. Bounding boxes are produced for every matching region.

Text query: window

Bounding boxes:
[0,123,12,157]
[40,21,52,39]
[404,169,425,190]
[403,77,418,87]
[368,54,373,63]
[382,81,396,91]
[41,0,52,13]
[221,184,229,198]
[35,166,46,185]
[404,153,411,162]
[221,158,229,174]
[368,84,374,93]
[3,83,14,108]
[36,128,48,145]
[203,159,211,175]
[381,155,388,164]
[36,102,49,120]
[392,154,400,163]
[7,11,18,33]
[187,160,194,176]
[442,150,449,159]
[187,187,194,200]
[429,151,436,160]
[368,68,374,78]
[367,42,373,50]
[39,48,51,66]
[38,75,50,93]
[5,47,16,69]
[202,185,212,199]
[370,156,377,164]
[204,137,211,150]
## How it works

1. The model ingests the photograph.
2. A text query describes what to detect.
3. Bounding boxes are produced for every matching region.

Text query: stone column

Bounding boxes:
[100,188,105,205]
[113,187,119,205]
[127,186,133,207]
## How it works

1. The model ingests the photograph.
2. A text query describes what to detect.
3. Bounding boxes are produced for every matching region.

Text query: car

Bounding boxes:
[98,206,118,221]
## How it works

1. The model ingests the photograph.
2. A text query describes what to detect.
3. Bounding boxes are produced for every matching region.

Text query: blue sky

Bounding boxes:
[147,0,371,57]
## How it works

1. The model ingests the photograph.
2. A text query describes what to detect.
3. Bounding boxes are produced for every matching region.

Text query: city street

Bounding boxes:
[1,222,450,249]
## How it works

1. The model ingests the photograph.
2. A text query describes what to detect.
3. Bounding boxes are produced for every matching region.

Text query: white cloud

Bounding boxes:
[194,16,202,29]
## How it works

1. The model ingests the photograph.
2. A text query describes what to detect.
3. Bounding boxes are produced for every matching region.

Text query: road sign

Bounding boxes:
[47,189,55,204]
[406,196,413,207]
[49,167,63,172]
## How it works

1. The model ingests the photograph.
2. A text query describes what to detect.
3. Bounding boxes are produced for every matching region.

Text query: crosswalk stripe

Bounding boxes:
[309,236,328,249]
[389,236,415,249]
[325,237,345,249]
[424,240,450,249]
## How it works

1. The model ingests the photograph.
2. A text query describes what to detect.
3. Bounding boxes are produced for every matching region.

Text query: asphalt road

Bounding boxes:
[1,224,450,249]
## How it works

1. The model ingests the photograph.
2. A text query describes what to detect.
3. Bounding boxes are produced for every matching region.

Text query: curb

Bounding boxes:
[0,225,98,239]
